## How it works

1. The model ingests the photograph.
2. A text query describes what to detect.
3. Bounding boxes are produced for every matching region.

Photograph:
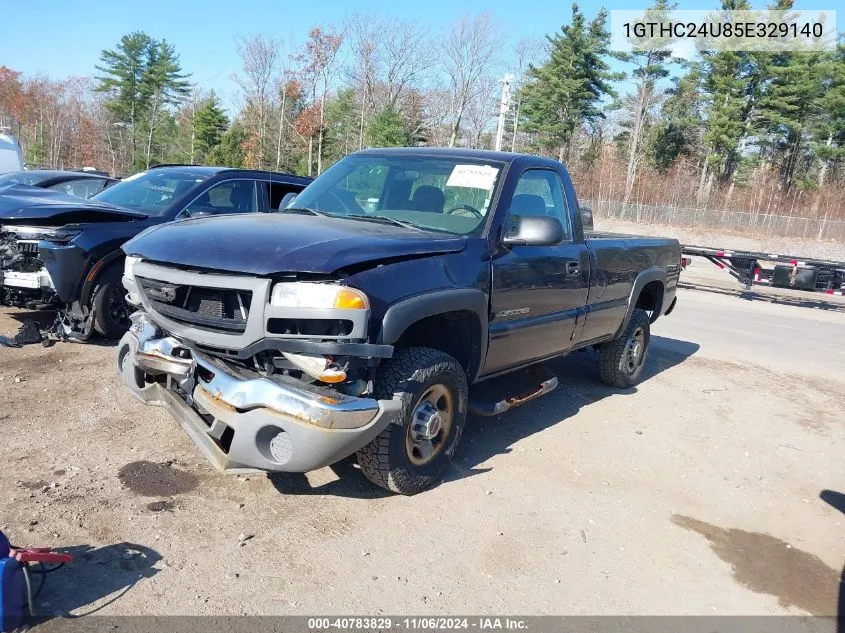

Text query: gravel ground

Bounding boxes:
[0,284,843,619]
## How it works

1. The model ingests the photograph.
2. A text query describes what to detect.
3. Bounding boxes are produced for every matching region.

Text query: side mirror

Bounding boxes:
[279,192,298,210]
[502,215,564,247]
[580,206,594,233]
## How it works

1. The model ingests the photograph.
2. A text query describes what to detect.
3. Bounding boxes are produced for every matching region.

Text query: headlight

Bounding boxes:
[3,226,80,243]
[124,255,142,281]
[269,282,369,310]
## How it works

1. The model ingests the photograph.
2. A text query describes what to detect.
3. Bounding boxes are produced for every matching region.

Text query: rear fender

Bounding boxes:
[613,267,667,339]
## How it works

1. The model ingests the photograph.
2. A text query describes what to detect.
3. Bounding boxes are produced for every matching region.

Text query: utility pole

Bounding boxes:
[494,74,513,152]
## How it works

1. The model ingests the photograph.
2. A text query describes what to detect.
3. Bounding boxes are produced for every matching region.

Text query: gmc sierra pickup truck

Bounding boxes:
[116,148,682,495]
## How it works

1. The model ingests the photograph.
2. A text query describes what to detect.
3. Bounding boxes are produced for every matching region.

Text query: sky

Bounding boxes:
[1,0,714,107]
[1,0,836,115]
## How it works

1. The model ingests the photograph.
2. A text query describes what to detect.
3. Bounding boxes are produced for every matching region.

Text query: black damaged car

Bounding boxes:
[0,165,311,339]
[0,169,119,198]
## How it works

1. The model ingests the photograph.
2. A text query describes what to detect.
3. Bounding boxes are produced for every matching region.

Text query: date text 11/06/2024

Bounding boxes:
[307,617,529,631]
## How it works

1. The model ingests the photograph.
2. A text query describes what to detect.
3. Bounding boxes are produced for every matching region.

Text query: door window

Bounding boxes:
[509,170,572,241]
[183,180,259,216]
[267,181,303,210]
[47,178,108,198]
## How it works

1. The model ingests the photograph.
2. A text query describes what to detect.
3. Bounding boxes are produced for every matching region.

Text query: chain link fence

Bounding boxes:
[581,199,845,242]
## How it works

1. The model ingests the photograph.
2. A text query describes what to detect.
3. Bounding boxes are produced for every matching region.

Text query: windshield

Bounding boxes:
[287,154,503,235]
[92,169,210,215]
[0,171,48,187]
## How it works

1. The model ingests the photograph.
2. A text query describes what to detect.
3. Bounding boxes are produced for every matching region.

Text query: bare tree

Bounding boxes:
[345,13,432,150]
[381,19,433,109]
[441,13,500,147]
[464,76,498,148]
[294,26,343,175]
[233,34,281,169]
[621,53,670,202]
[345,13,379,150]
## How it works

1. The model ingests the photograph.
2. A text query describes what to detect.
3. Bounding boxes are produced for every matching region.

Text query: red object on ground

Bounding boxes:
[9,548,73,565]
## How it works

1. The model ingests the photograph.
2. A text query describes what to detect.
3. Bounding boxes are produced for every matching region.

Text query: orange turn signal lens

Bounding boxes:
[333,288,368,310]
[318,370,348,384]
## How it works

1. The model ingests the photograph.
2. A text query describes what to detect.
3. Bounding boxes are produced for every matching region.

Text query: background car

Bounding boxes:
[0,169,118,198]
[0,133,24,174]
[0,164,313,339]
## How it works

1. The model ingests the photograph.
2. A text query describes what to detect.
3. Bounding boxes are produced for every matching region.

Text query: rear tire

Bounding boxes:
[598,308,651,388]
[356,347,468,495]
[91,269,131,340]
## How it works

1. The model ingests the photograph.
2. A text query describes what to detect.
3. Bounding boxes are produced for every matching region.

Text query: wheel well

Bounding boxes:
[394,310,481,378]
[635,280,664,321]
[81,254,124,304]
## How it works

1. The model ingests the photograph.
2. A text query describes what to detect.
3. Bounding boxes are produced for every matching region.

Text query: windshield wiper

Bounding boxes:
[281,206,326,217]
[341,214,424,231]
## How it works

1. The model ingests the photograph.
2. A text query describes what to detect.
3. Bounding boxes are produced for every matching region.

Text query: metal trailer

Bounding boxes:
[680,245,845,296]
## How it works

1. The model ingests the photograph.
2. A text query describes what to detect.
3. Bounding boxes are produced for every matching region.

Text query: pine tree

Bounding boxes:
[520,3,621,161]
[810,43,845,196]
[758,37,844,194]
[193,92,228,162]
[367,106,411,148]
[95,32,153,158]
[139,39,190,168]
[96,32,190,170]
[324,88,360,165]
[696,0,789,201]
[207,121,247,168]
[648,65,705,169]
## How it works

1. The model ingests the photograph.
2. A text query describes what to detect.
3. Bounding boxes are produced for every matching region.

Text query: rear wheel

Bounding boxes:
[598,308,651,388]
[91,269,131,339]
[356,347,468,495]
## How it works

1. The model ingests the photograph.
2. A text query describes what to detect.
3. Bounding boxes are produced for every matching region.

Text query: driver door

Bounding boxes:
[483,168,590,375]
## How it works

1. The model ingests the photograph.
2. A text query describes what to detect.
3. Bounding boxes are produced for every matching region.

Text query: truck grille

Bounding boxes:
[136,276,252,333]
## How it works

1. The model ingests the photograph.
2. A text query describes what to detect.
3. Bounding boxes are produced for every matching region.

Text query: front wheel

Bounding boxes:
[91,273,131,340]
[356,347,468,495]
[597,308,651,388]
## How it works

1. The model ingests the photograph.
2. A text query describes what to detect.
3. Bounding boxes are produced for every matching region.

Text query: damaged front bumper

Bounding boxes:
[116,313,400,474]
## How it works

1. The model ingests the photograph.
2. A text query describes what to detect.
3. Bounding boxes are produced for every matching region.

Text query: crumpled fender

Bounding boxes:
[37,242,88,303]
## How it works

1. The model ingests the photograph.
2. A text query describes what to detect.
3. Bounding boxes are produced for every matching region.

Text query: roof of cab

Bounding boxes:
[147,164,312,183]
[351,146,564,168]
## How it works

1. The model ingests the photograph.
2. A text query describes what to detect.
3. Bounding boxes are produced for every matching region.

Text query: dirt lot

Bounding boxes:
[1,279,843,617]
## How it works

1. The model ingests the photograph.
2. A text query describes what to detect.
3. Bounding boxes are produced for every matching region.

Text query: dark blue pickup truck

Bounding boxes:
[116,148,682,494]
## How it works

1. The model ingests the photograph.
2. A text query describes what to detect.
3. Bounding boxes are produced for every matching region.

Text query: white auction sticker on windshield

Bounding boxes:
[446,164,498,190]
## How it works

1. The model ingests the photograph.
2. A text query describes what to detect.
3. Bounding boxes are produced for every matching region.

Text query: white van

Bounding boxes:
[0,133,24,174]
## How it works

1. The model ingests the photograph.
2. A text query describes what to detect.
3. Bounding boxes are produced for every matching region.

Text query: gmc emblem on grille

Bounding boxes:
[146,284,178,302]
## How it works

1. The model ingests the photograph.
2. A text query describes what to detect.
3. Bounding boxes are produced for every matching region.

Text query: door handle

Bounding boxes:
[566,261,580,276]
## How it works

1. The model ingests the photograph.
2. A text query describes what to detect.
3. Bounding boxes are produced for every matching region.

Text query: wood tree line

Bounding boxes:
[0,1,843,221]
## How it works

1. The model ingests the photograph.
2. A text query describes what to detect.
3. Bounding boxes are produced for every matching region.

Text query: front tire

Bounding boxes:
[598,308,651,388]
[91,271,131,339]
[356,347,468,495]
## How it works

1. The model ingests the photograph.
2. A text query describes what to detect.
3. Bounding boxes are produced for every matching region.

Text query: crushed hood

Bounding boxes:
[0,183,147,224]
[123,213,468,275]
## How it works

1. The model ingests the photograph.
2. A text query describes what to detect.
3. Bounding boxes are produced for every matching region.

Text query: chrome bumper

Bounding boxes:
[116,313,400,473]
